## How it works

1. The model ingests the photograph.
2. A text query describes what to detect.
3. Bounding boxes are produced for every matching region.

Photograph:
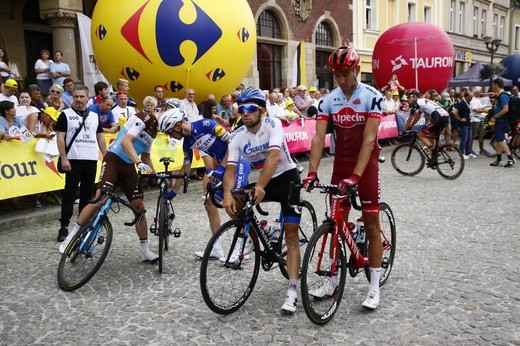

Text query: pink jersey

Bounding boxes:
[316,83,383,161]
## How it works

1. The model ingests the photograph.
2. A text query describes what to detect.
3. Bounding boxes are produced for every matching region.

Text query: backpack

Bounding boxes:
[498,92,520,123]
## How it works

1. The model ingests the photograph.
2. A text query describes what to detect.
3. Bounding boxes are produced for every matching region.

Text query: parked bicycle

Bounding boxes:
[300,184,396,325]
[57,187,145,291]
[199,183,317,314]
[489,118,520,159]
[391,130,464,179]
[139,157,189,273]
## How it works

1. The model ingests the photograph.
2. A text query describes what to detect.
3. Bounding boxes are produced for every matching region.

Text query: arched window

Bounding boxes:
[315,22,335,90]
[257,10,282,90]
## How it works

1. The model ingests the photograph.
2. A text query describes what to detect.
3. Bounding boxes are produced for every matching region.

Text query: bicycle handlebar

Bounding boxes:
[139,172,189,194]
[88,188,145,227]
[312,183,362,211]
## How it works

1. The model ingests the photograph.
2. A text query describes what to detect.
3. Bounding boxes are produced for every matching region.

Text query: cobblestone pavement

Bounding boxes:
[1,144,519,345]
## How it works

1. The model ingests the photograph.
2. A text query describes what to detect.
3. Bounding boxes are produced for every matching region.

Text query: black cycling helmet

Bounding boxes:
[405,89,420,98]
[328,47,360,73]
[236,86,266,108]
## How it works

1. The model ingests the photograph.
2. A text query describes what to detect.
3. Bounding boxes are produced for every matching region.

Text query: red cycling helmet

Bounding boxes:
[328,47,360,73]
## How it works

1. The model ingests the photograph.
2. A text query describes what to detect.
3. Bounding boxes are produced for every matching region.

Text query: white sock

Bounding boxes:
[369,267,381,292]
[328,258,338,285]
[288,279,298,293]
[213,237,222,251]
[140,239,149,253]
[64,223,81,241]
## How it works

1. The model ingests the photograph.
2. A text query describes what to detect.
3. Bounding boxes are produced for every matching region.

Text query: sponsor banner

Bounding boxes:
[395,111,425,132]
[378,113,399,139]
[282,119,312,153]
[0,133,204,200]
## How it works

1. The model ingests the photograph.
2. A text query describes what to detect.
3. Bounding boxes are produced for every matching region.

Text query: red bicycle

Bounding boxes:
[300,184,396,325]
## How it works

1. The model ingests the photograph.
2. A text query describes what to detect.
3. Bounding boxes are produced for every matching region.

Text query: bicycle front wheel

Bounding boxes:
[279,200,318,279]
[436,144,464,179]
[301,223,347,325]
[57,218,113,291]
[200,219,260,314]
[363,202,396,287]
[391,143,425,176]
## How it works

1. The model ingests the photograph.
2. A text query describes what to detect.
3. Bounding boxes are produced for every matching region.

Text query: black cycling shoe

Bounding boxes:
[489,160,501,167]
[504,160,515,168]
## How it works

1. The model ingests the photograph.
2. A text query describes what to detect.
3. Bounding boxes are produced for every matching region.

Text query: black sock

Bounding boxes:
[497,154,502,162]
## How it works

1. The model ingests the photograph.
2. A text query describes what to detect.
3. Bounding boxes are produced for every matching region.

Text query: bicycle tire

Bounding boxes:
[57,218,113,291]
[436,144,464,180]
[158,197,167,273]
[200,219,260,315]
[301,223,347,325]
[279,200,318,279]
[363,202,396,287]
[511,133,520,159]
[391,142,425,176]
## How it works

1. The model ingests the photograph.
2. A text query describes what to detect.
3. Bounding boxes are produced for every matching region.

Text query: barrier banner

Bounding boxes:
[282,119,312,153]
[378,113,399,139]
[395,111,426,132]
[0,133,204,200]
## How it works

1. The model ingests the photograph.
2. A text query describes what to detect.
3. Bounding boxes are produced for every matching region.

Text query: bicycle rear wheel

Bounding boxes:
[279,200,318,279]
[363,202,396,287]
[436,144,464,179]
[301,223,347,325]
[391,143,425,176]
[200,219,260,314]
[57,218,113,291]
[511,133,520,159]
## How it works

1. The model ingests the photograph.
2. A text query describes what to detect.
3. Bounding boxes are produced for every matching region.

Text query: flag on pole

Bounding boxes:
[291,41,307,87]
[77,13,111,96]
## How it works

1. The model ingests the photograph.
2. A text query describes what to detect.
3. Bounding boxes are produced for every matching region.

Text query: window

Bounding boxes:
[256,10,282,90]
[449,0,456,32]
[407,3,416,22]
[473,8,479,37]
[365,0,376,30]
[458,2,465,35]
[516,26,520,51]
[315,22,333,47]
[493,13,498,39]
[499,16,505,40]
[481,9,487,37]
[424,6,432,24]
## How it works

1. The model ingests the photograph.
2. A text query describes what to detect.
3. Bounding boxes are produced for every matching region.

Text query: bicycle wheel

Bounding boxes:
[158,198,167,273]
[363,202,396,287]
[57,218,113,291]
[511,133,520,159]
[435,144,464,180]
[301,223,347,325]
[279,200,318,279]
[391,143,425,176]
[200,219,260,314]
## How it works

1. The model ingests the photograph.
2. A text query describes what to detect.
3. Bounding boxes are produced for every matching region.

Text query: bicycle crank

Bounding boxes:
[172,227,181,237]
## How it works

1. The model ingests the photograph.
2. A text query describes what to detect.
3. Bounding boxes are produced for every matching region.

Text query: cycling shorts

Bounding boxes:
[421,111,449,137]
[331,156,380,213]
[262,168,302,224]
[97,152,143,202]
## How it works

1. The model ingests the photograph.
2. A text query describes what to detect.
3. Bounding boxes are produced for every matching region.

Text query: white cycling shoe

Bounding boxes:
[309,279,338,299]
[362,289,380,310]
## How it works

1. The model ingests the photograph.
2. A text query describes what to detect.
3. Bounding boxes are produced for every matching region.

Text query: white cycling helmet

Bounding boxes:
[158,108,184,134]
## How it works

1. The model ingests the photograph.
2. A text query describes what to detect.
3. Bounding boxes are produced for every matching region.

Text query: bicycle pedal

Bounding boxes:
[172,228,181,237]
[97,236,105,245]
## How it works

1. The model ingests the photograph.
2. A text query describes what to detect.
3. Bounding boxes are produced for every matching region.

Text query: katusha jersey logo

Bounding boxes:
[390,55,408,72]
[332,108,367,128]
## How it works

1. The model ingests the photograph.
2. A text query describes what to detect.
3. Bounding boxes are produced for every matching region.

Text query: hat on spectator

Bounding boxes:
[285,99,295,107]
[309,87,317,92]
[4,79,18,89]
[296,84,307,91]
[42,107,59,122]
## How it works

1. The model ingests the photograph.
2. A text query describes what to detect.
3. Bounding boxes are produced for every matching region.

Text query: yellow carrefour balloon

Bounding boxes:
[91,0,256,103]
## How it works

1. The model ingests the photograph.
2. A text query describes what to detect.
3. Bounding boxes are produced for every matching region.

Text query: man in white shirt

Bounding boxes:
[293,84,314,118]
[469,86,490,157]
[112,92,137,127]
[180,88,201,122]
[266,91,282,118]
[382,90,397,115]
[0,79,19,106]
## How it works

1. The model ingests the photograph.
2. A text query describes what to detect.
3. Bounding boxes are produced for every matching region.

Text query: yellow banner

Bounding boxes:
[0,133,203,200]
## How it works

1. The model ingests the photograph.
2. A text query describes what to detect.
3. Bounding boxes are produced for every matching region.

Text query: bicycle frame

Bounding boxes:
[79,198,113,256]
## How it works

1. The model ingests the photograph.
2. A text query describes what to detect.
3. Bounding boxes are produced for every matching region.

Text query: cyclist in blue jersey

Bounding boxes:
[59,106,185,264]
[164,113,250,259]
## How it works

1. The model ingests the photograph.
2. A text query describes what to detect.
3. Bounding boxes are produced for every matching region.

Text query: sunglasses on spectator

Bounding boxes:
[50,90,61,94]
[238,104,260,114]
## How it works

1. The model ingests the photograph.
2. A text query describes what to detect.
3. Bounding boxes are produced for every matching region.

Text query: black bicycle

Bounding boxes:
[139,157,188,273]
[391,130,464,179]
[199,183,317,314]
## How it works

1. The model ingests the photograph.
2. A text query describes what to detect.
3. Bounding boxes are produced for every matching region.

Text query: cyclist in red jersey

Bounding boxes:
[303,47,384,310]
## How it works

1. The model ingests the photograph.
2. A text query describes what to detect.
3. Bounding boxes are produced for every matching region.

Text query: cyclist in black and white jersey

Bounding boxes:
[223,86,302,314]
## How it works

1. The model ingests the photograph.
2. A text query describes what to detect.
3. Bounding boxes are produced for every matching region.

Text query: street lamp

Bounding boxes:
[482,36,502,89]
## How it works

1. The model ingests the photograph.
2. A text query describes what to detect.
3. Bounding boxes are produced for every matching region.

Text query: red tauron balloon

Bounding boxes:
[372,22,455,93]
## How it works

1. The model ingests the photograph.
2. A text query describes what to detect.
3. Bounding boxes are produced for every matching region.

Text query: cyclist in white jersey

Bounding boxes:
[223,86,302,314]
[403,89,450,150]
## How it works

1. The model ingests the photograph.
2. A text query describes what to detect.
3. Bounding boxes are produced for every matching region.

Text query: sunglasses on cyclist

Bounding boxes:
[237,104,260,114]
